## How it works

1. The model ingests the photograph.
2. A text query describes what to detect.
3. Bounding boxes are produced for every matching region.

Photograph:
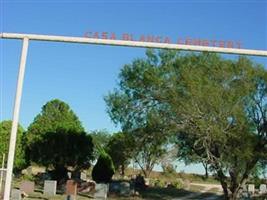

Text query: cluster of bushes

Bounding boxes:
[0,99,115,184]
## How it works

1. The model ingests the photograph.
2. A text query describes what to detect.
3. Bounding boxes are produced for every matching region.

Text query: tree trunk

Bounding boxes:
[203,163,209,179]
[216,169,229,200]
[221,181,229,200]
[52,165,68,183]
[121,164,125,176]
[228,190,240,200]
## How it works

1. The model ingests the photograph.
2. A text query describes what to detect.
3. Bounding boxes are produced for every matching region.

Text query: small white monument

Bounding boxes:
[11,189,21,200]
[248,184,255,194]
[94,184,108,199]
[259,184,267,194]
[44,180,57,196]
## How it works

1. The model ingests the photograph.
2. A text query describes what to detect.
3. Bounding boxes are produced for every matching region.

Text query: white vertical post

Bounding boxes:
[0,153,5,195]
[3,37,29,200]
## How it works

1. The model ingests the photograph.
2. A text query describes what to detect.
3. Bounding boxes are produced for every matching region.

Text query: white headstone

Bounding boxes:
[11,189,21,200]
[44,180,57,196]
[120,182,131,196]
[80,172,87,181]
[259,184,267,194]
[94,184,108,199]
[248,184,255,194]
[144,178,150,186]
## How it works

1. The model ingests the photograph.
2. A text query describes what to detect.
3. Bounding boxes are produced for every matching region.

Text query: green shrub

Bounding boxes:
[172,179,184,189]
[92,152,115,183]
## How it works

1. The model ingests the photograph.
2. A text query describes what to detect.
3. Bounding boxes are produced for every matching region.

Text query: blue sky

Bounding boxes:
[1,0,266,174]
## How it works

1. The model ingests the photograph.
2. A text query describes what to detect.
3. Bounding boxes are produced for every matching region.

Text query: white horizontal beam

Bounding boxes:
[1,32,267,57]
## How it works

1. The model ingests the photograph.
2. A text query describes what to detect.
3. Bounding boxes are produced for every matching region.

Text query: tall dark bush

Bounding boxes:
[92,152,115,183]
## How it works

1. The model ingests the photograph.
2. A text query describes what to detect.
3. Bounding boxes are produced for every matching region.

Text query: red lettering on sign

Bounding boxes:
[192,39,201,46]
[147,36,154,42]
[139,35,145,42]
[155,36,161,43]
[93,32,99,39]
[201,40,209,46]
[218,41,225,48]
[210,40,217,47]
[164,37,171,43]
[185,38,192,45]
[110,32,116,40]
[122,33,133,41]
[177,38,184,44]
[83,31,243,49]
[226,41,234,48]
[101,32,108,39]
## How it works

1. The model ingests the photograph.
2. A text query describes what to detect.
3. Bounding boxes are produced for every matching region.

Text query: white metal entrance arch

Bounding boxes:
[1,32,267,200]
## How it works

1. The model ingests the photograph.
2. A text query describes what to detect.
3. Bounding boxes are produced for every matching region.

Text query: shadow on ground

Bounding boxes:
[140,187,224,200]
[140,187,193,199]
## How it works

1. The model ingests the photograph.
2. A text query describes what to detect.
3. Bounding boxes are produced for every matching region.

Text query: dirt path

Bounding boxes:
[172,182,223,200]
[190,182,223,192]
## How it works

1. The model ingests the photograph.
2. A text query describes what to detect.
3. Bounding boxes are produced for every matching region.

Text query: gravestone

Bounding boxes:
[66,180,77,196]
[248,184,255,194]
[11,189,21,200]
[80,172,87,181]
[120,181,131,196]
[66,195,76,200]
[94,184,108,199]
[109,181,120,193]
[78,181,96,193]
[44,180,57,196]
[66,180,77,200]
[144,178,150,186]
[20,181,35,194]
[242,191,249,198]
[259,184,267,194]
[67,172,72,179]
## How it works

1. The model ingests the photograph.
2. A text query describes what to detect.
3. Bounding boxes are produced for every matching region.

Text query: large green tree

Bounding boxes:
[105,93,170,177]
[0,121,27,171]
[105,51,176,178]
[26,99,94,180]
[28,129,94,181]
[26,99,84,143]
[105,50,267,200]
[106,132,134,176]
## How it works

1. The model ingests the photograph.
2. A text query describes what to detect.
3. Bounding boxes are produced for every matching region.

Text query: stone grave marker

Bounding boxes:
[259,184,267,194]
[66,180,77,199]
[78,181,96,193]
[44,180,57,196]
[80,172,87,181]
[94,183,108,199]
[66,195,76,200]
[144,178,150,186]
[67,172,72,179]
[11,189,21,200]
[20,180,35,194]
[120,181,131,196]
[109,181,120,194]
[248,184,255,194]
